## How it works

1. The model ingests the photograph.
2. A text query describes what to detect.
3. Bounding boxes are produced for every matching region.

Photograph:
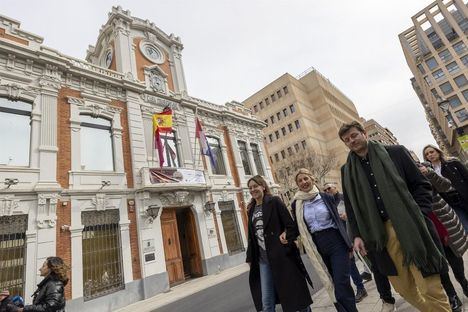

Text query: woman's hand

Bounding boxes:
[279,231,288,245]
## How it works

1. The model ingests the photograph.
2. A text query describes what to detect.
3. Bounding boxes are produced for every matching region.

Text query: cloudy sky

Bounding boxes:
[3,0,438,158]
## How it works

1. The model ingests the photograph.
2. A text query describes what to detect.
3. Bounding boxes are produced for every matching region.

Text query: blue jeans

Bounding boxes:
[259,260,276,312]
[259,260,311,312]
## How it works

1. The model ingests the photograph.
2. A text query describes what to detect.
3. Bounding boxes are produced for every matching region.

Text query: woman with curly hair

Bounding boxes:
[19,257,68,312]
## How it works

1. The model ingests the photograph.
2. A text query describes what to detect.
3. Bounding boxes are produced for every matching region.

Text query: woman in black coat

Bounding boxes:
[19,257,68,312]
[246,175,312,312]
[423,145,468,231]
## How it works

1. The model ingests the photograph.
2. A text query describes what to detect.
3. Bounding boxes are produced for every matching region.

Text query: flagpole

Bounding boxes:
[152,114,155,167]
[193,107,199,169]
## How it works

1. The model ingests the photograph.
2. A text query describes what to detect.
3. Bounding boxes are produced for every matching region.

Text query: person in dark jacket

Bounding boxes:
[246,175,312,312]
[19,257,68,312]
[423,144,468,231]
[0,290,19,312]
[285,169,357,312]
[339,121,450,312]
[418,161,468,300]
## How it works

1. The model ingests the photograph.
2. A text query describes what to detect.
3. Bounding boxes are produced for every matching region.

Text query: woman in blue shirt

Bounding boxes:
[289,168,357,312]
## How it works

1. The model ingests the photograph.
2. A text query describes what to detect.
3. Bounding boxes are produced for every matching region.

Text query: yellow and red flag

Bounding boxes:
[153,107,173,167]
[152,107,173,133]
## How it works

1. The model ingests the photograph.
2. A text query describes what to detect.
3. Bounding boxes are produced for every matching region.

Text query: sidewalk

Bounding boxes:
[117,254,468,312]
[115,264,250,312]
[312,253,468,312]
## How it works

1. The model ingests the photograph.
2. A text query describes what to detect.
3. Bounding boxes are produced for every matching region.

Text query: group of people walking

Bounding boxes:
[246,120,468,312]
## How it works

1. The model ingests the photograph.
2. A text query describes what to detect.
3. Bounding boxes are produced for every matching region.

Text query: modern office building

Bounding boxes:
[0,7,276,312]
[362,118,400,146]
[243,68,360,194]
[399,0,467,160]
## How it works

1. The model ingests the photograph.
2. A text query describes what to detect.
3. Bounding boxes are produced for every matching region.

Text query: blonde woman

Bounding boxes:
[284,168,357,312]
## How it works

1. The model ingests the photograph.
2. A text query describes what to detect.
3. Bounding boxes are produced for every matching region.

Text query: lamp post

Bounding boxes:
[437,98,467,158]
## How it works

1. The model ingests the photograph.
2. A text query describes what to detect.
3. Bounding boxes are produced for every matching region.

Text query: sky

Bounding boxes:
[3,0,438,158]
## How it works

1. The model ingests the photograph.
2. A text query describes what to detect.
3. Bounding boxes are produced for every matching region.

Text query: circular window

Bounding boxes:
[140,41,165,64]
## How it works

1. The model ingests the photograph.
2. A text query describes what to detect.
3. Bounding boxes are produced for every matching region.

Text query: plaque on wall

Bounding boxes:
[145,253,156,262]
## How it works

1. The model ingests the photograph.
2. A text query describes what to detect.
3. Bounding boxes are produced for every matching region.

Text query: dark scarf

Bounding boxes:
[343,141,443,272]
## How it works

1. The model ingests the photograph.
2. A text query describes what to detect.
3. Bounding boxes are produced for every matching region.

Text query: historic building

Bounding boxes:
[243,68,360,196]
[0,7,275,312]
[399,0,467,160]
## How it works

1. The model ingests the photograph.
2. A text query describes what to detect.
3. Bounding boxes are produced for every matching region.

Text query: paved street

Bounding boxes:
[154,256,323,312]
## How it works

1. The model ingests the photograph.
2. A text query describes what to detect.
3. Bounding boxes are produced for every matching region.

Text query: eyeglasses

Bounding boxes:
[324,187,331,192]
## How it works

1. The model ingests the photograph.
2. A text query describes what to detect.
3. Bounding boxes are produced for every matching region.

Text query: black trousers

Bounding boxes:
[367,252,396,304]
[312,228,358,312]
[444,246,468,289]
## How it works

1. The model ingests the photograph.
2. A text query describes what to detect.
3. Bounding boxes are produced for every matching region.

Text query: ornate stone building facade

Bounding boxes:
[0,7,275,311]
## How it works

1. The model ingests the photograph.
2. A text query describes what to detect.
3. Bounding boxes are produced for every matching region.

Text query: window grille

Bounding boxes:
[82,210,124,300]
[218,201,244,254]
[0,215,27,297]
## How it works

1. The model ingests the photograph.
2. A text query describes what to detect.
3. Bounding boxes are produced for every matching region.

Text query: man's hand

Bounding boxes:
[279,231,288,245]
[354,237,367,256]
[339,212,348,221]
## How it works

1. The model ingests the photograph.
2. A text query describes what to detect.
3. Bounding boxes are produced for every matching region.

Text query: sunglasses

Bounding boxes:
[324,187,332,191]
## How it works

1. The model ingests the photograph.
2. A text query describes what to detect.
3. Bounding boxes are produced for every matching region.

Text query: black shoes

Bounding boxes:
[355,288,368,303]
[360,272,373,283]
[449,295,462,312]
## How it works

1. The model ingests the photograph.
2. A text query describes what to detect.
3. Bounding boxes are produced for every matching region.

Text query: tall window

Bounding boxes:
[288,124,293,132]
[448,95,462,108]
[454,74,467,88]
[425,57,438,70]
[289,104,296,113]
[250,143,264,176]
[207,136,226,175]
[218,201,244,254]
[80,115,114,171]
[295,120,301,129]
[432,69,445,81]
[82,210,124,300]
[161,131,180,168]
[453,41,467,55]
[438,49,453,63]
[0,215,27,297]
[282,108,288,117]
[446,61,460,74]
[0,98,31,166]
[238,141,252,175]
[439,81,454,95]
[277,90,282,99]
[283,86,289,94]
[455,109,468,123]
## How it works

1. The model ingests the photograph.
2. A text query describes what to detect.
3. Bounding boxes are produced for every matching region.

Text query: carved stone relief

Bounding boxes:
[36,193,59,228]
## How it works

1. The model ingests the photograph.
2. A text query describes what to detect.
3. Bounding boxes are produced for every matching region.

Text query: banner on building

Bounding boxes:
[457,134,468,152]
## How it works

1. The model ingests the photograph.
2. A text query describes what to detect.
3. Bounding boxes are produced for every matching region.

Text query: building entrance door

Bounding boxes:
[161,207,203,285]
[161,209,184,285]
[176,208,203,279]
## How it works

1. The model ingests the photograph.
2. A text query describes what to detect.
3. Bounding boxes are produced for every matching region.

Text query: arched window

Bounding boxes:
[160,130,180,168]
[80,115,114,171]
[207,136,226,175]
[0,98,31,166]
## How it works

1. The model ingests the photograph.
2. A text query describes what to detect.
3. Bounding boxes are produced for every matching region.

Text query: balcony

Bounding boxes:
[139,167,209,192]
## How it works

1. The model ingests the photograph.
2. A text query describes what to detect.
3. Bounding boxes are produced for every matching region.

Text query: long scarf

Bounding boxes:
[293,186,337,303]
[343,141,444,273]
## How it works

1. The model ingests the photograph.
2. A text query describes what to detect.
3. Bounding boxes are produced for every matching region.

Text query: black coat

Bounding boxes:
[0,297,19,312]
[441,159,468,209]
[23,275,66,312]
[246,195,312,312]
[342,145,439,277]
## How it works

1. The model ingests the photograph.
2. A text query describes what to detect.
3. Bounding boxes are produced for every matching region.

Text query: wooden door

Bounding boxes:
[161,209,184,285]
[185,209,203,277]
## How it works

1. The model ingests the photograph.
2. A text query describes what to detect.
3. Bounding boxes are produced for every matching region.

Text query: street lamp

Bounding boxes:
[437,98,464,134]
